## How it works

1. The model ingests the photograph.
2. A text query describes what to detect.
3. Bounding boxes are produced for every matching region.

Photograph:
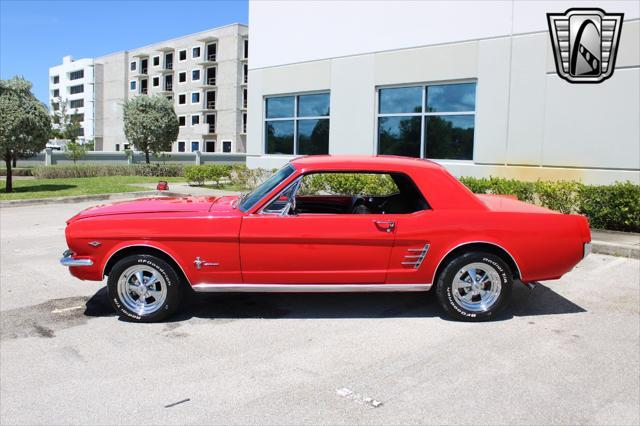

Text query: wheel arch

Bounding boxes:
[432,241,521,284]
[103,244,191,286]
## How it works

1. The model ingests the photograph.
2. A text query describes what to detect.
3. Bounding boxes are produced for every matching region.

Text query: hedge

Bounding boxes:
[32,164,184,179]
[184,164,233,186]
[299,173,398,196]
[459,177,639,232]
[0,167,33,177]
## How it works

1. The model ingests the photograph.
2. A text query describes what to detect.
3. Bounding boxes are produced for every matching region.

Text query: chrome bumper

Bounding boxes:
[583,242,592,259]
[60,249,93,267]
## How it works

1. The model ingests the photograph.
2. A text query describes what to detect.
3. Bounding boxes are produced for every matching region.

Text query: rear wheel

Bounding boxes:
[435,252,513,321]
[107,254,183,322]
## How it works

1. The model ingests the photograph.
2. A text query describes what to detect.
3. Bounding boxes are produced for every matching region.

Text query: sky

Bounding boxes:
[0,0,248,104]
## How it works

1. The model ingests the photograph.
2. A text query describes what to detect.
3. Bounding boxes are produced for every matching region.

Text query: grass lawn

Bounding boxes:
[0,176,186,201]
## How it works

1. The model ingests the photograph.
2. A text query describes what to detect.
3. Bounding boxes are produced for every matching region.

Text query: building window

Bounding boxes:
[179,50,187,61]
[178,72,186,83]
[70,84,84,94]
[177,141,185,152]
[243,88,247,108]
[205,113,216,133]
[130,80,136,91]
[243,39,248,59]
[192,69,200,81]
[130,61,137,71]
[70,99,84,109]
[52,75,59,84]
[206,67,216,85]
[243,63,248,84]
[242,112,247,133]
[264,92,330,155]
[152,76,160,87]
[167,95,173,102]
[69,70,84,80]
[165,53,173,70]
[51,102,59,111]
[178,116,186,126]
[153,56,160,66]
[191,141,199,152]
[191,92,200,104]
[192,46,201,58]
[52,89,60,98]
[206,43,217,61]
[205,140,215,152]
[115,144,120,151]
[178,93,186,104]
[377,82,476,160]
[72,113,85,122]
[191,115,200,126]
[223,141,232,153]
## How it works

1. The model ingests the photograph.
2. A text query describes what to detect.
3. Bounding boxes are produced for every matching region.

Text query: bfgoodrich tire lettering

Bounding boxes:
[107,254,183,323]
[436,252,513,322]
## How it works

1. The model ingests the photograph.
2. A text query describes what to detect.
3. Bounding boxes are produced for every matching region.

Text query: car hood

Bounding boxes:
[67,196,240,223]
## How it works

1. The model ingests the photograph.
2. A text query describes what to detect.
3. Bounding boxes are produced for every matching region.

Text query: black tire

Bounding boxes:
[107,254,183,322]
[435,252,513,321]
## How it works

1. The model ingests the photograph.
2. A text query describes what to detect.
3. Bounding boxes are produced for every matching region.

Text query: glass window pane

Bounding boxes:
[265,120,294,154]
[298,93,330,117]
[266,96,294,118]
[377,116,421,158]
[379,87,422,114]
[426,83,476,112]
[425,115,474,160]
[297,119,329,155]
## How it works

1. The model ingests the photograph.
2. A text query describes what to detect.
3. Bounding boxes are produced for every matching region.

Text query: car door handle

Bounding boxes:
[374,220,395,233]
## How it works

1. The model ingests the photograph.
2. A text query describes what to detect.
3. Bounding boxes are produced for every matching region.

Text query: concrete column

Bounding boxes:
[126,151,134,165]
[45,148,52,166]
[195,150,202,165]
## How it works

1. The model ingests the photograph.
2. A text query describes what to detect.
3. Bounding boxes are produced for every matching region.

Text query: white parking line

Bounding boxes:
[51,305,84,314]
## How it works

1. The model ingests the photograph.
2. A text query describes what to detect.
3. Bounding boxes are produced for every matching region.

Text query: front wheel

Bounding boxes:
[107,254,183,322]
[435,252,513,321]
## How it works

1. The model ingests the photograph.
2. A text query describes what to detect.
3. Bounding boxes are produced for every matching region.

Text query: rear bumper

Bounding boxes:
[60,249,93,267]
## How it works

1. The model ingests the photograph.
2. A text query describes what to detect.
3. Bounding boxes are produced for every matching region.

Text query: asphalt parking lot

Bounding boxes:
[1,200,639,425]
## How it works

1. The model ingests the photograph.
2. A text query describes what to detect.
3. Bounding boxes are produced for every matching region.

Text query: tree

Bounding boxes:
[51,98,82,143]
[65,141,88,163]
[0,77,51,192]
[122,95,179,164]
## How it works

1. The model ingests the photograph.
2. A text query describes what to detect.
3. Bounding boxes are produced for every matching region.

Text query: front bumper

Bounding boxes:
[60,249,93,267]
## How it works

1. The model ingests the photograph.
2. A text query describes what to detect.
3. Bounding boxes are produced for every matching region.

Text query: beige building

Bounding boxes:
[247,1,639,184]
[94,23,248,153]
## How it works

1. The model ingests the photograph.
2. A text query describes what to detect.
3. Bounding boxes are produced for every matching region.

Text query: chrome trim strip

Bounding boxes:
[402,244,430,269]
[191,283,432,293]
[60,251,93,267]
[431,241,522,283]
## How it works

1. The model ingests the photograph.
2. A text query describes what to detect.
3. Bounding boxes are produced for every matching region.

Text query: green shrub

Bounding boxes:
[458,176,535,203]
[534,180,581,214]
[184,165,233,186]
[231,165,275,189]
[0,167,33,177]
[32,164,184,179]
[578,182,640,232]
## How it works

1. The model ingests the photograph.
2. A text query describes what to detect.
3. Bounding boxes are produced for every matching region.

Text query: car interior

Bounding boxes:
[264,172,430,215]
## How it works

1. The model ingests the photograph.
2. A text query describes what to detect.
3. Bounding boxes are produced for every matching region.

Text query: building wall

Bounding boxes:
[48,56,95,143]
[93,23,248,153]
[247,1,640,184]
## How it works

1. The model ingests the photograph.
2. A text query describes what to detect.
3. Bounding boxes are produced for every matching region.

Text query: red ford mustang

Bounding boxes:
[61,156,591,322]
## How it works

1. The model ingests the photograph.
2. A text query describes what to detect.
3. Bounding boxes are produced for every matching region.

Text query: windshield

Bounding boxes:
[238,164,296,212]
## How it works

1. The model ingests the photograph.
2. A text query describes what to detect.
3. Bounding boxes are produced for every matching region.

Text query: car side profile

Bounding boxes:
[61,156,591,322]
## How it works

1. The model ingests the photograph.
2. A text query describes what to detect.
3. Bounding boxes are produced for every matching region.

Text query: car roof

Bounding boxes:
[290,155,444,172]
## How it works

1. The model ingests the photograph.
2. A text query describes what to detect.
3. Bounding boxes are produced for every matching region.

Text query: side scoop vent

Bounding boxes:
[401,244,430,269]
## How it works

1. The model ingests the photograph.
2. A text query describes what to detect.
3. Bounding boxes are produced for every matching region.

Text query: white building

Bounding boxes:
[93,24,248,153]
[48,55,95,144]
[246,1,640,184]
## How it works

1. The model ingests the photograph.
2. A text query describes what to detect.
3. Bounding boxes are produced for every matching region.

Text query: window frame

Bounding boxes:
[152,76,160,87]
[192,46,201,59]
[375,80,477,162]
[178,71,187,84]
[191,68,201,82]
[178,115,186,127]
[177,141,186,152]
[263,91,330,156]
[191,91,200,105]
[178,49,187,62]
[191,140,200,152]
[152,56,160,67]
[190,114,200,126]
[178,93,186,105]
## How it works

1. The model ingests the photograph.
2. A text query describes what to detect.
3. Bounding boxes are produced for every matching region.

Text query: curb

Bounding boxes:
[0,191,187,208]
[591,240,639,259]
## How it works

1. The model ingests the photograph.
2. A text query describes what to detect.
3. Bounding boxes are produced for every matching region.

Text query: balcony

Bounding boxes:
[202,100,216,111]
[202,77,217,88]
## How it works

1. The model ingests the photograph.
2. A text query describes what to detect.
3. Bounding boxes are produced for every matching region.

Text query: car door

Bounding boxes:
[239,213,396,284]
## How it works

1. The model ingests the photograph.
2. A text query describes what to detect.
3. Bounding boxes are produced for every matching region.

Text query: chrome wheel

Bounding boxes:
[451,262,502,313]
[116,265,168,316]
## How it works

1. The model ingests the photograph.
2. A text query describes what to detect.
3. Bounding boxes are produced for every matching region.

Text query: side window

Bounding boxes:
[297,173,398,197]
[262,180,300,215]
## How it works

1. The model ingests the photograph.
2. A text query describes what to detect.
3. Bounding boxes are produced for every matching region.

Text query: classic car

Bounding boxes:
[61,156,592,322]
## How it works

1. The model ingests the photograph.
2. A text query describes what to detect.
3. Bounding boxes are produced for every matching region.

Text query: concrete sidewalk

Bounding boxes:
[591,229,640,259]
